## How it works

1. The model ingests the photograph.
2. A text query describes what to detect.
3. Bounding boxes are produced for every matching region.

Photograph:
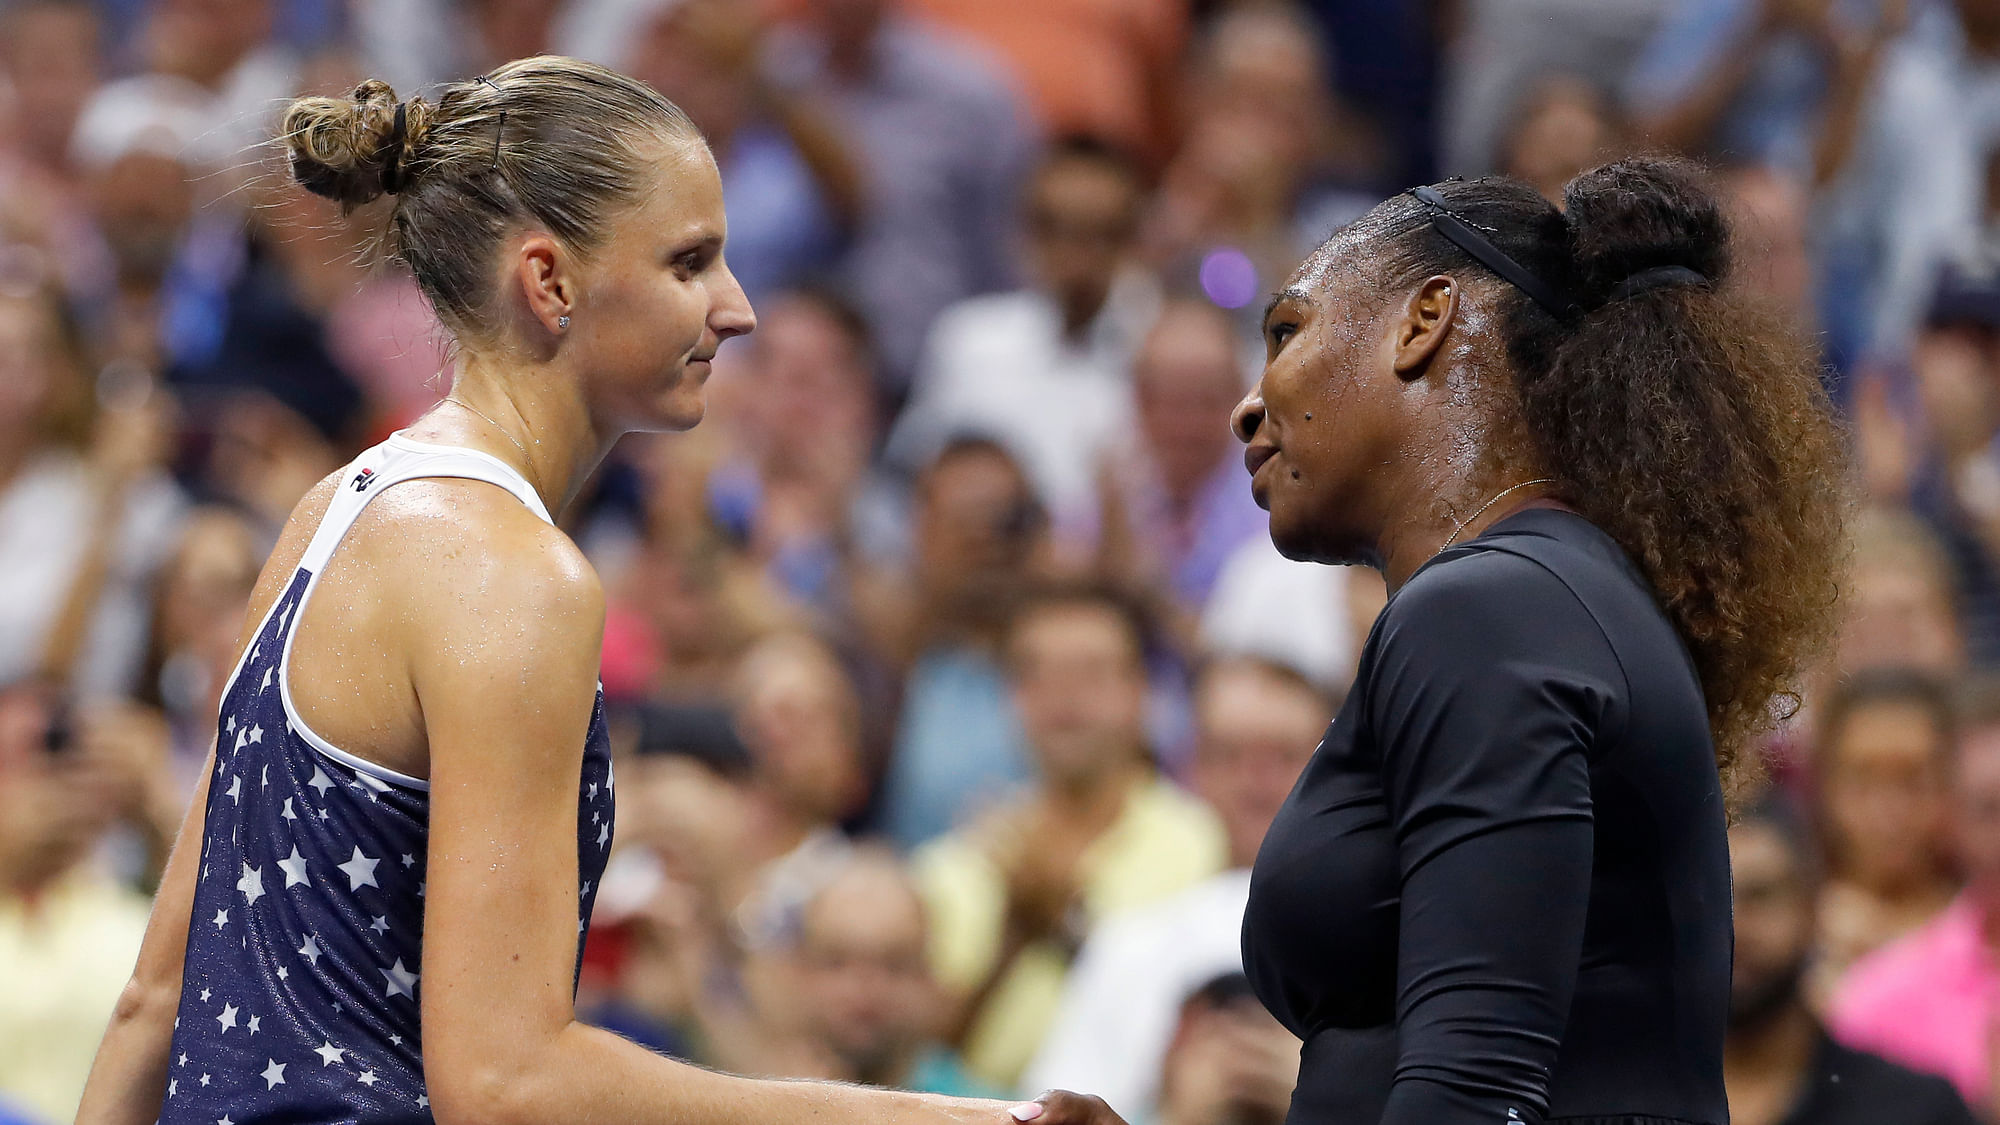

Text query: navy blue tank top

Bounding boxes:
[162,433,615,1124]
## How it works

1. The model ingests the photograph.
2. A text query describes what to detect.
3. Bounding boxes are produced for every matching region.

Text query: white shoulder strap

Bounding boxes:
[296,433,554,575]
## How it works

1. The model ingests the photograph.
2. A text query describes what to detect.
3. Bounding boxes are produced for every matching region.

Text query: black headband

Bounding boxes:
[381,101,409,194]
[1409,185,1575,319]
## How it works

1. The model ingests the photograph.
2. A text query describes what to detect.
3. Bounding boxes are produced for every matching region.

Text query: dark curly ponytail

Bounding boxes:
[1359,156,1847,785]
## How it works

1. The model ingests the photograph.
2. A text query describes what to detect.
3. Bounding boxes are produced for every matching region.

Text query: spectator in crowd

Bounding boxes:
[766,0,1035,392]
[1724,799,1978,1125]
[1625,0,1908,176]
[703,289,901,626]
[900,0,1184,166]
[729,631,871,954]
[623,0,859,302]
[914,583,1226,1089]
[1496,75,1627,205]
[1809,669,1961,993]
[1829,674,2000,1109]
[1719,162,1824,366]
[65,72,230,376]
[1151,973,1298,1125]
[130,0,299,167]
[0,0,104,296]
[0,681,158,1124]
[1818,0,2000,364]
[1024,657,1329,1120]
[1867,261,2000,665]
[137,506,263,788]
[1829,506,1966,680]
[1142,5,1380,319]
[875,438,1050,849]
[1438,0,1668,177]
[888,136,1159,535]
[0,271,185,702]
[1091,298,1264,617]
[781,848,998,1095]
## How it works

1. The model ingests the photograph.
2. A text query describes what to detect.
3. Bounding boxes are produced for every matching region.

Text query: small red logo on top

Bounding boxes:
[351,467,376,492]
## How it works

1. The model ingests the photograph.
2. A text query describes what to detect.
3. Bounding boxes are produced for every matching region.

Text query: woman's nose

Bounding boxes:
[1231,390,1265,444]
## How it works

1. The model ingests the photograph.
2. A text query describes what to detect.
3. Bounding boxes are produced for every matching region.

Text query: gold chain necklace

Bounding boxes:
[443,396,530,462]
[1442,478,1557,548]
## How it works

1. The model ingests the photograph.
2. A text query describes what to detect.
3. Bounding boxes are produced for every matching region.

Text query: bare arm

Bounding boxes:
[412,503,1013,1125]
[74,474,342,1124]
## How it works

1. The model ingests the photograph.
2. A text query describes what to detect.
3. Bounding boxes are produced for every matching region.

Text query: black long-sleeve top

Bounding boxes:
[1241,508,1732,1125]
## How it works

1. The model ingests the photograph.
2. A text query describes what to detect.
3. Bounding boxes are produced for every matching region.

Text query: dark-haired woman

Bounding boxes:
[75,57,1031,1125]
[1028,160,1847,1125]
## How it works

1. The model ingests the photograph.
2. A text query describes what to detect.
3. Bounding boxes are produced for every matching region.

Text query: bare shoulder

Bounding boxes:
[349,476,604,659]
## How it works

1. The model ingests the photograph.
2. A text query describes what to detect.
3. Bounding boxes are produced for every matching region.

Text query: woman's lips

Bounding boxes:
[1245,443,1278,479]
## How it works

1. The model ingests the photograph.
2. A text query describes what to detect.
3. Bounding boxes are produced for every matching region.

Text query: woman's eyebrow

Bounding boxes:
[1263,286,1309,328]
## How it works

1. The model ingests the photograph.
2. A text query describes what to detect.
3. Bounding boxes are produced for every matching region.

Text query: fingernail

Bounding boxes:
[1009,1104,1044,1122]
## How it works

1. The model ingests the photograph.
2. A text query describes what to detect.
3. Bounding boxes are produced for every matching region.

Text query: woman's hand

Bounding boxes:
[1008,1091,1131,1125]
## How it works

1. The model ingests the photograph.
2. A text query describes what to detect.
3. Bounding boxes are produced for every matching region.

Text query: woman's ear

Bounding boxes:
[515,234,574,335]
[1390,275,1458,380]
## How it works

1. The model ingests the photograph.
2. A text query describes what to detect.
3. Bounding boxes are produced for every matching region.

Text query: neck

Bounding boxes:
[1045,757,1142,825]
[1376,475,1561,593]
[426,355,616,519]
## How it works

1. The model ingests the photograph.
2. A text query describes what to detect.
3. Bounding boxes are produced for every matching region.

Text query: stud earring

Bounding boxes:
[557,315,571,330]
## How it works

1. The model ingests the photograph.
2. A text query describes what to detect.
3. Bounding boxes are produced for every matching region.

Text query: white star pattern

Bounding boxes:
[389,1033,402,1046]
[401,853,415,868]
[261,764,269,789]
[370,915,390,936]
[314,1041,345,1066]
[299,935,321,966]
[226,714,237,736]
[418,1095,429,1109]
[212,908,228,929]
[168,1079,177,1096]
[308,766,333,796]
[236,862,264,906]
[382,958,419,999]
[248,723,264,745]
[251,643,261,662]
[280,797,297,821]
[587,781,599,800]
[199,1074,211,1087]
[597,821,610,849]
[318,808,332,821]
[178,1053,188,1067]
[338,847,380,891]
[225,774,241,804]
[358,1070,379,1088]
[261,1059,286,1089]
[581,881,591,897]
[278,845,310,888]
[234,728,249,753]
[215,1002,238,1032]
[247,1015,261,1035]
[277,966,288,980]
[200,988,211,1002]
[260,666,274,692]
[218,1115,231,1125]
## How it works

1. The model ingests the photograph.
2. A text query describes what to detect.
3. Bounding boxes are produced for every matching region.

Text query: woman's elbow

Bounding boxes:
[108,975,177,1030]
[426,1049,565,1125]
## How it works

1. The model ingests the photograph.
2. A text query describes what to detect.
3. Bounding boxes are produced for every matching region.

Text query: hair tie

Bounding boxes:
[1408,185,1576,319]
[1610,265,1707,301]
[381,101,409,194]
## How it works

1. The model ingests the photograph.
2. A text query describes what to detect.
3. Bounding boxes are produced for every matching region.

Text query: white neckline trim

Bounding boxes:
[383,431,554,524]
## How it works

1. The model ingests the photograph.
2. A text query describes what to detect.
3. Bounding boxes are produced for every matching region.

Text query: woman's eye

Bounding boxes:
[1268,323,1296,349]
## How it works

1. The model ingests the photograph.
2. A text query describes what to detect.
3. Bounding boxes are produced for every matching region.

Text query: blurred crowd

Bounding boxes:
[6,0,2000,1123]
